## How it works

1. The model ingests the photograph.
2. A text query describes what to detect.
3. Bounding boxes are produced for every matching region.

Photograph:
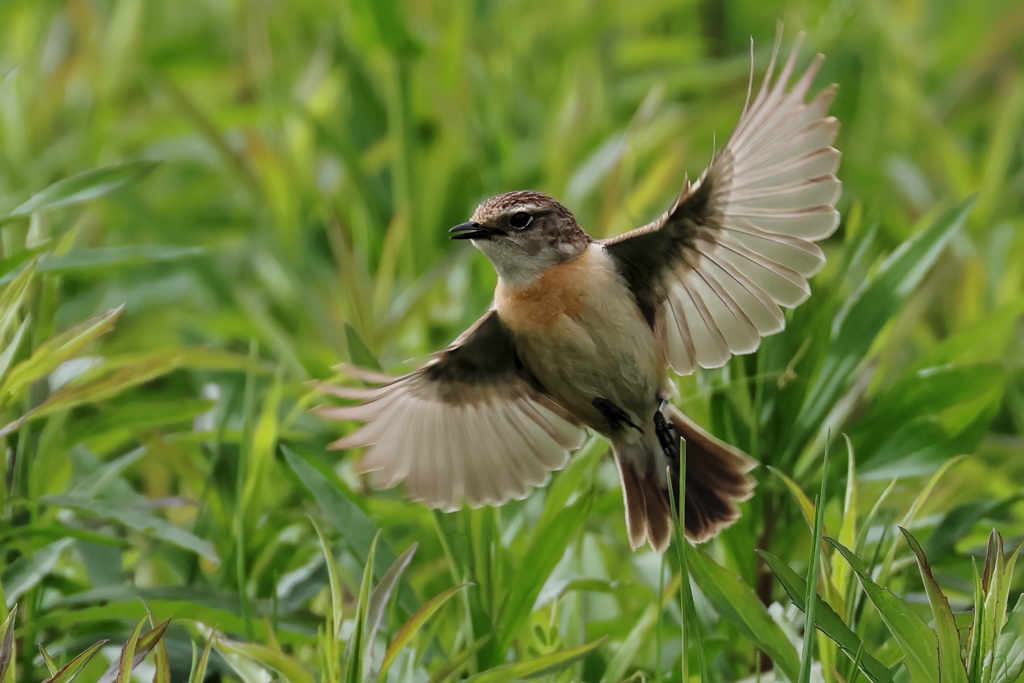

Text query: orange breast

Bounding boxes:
[494,254,594,331]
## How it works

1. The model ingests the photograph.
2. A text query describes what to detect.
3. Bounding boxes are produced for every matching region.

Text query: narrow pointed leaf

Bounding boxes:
[900,528,968,683]
[689,549,801,682]
[215,639,314,683]
[377,584,471,683]
[468,637,607,683]
[42,641,107,683]
[366,543,417,663]
[758,551,893,683]
[0,607,16,682]
[426,637,491,683]
[6,162,158,219]
[39,646,58,677]
[97,617,171,683]
[828,539,938,683]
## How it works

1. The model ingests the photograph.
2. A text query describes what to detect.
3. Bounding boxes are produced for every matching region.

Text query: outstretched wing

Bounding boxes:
[316,311,586,511]
[603,35,841,375]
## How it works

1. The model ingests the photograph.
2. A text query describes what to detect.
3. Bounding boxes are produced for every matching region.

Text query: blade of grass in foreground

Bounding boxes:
[829,539,938,683]
[799,439,829,683]
[758,550,894,683]
[666,438,708,682]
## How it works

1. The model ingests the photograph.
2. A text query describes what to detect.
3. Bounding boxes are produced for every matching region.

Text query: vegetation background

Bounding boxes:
[0,0,1023,681]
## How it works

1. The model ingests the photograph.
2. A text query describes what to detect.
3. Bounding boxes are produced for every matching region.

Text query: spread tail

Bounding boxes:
[613,405,756,551]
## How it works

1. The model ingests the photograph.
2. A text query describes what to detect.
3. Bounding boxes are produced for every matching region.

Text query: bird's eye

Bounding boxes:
[509,212,532,229]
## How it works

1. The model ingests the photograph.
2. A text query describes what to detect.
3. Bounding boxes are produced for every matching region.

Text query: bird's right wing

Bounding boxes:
[316,311,586,511]
[603,35,840,374]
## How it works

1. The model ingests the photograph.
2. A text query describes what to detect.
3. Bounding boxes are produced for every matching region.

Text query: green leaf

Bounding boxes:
[900,528,968,683]
[5,162,158,219]
[758,551,894,683]
[377,584,471,683]
[799,441,830,683]
[598,606,657,683]
[187,631,216,683]
[0,259,36,342]
[215,639,314,683]
[0,347,262,434]
[41,640,107,683]
[39,645,58,676]
[496,482,593,653]
[688,549,801,681]
[344,323,381,370]
[42,496,218,563]
[1,539,74,606]
[468,637,606,683]
[36,246,205,275]
[0,607,16,683]
[0,305,123,401]
[94,617,171,683]
[791,197,975,461]
[991,598,1024,683]
[828,538,939,683]
[426,637,491,683]
[283,446,417,614]
[366,543,417,665]
[117,617,147,683]
[345,531,379,683]
[769,465,819,530]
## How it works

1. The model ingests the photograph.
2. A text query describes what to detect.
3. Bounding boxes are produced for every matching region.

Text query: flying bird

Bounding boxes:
[318,35,840,551]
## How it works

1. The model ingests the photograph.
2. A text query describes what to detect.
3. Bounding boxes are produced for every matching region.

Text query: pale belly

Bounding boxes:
[494,244,666,437]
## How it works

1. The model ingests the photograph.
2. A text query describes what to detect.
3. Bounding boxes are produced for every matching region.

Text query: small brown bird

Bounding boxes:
[319,36,840,551]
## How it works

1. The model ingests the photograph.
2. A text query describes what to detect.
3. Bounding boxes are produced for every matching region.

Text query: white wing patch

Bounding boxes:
[316,366,585,512]
[663,35,841,375]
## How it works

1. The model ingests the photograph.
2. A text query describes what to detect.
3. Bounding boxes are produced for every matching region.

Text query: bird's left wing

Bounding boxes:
[603,36,840,374]
[316,310,586,511]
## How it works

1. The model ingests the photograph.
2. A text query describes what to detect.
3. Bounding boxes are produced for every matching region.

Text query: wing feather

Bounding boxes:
[319,311,586,511]
[603,34,840,374]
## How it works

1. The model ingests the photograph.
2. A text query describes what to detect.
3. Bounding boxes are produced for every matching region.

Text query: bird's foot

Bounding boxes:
[592,397,643,433]
[654,407,679,463]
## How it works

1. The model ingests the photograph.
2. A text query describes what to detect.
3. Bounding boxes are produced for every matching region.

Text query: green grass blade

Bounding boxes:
[0,607,16,683]
[496,481,593,653]
[470,637,606,683]
[799,439,830,683]
[689,549,801,681]
[41,641,107,683]
[990,597,1024,683]
[900,528,968,683]
[116,617,147,683]
[0,305,123,401]
[758,550,893,683]
[38,645,58,677]
[366,543,418,670]
[791,197,975,461]
[5,162,158,219]
[426,636,491,683]
[345,530,380,683]
[377,584,472,683]
[283,446,417,614]
[215,638,315,683]
[188,631,216,683]
[829,539,938,683]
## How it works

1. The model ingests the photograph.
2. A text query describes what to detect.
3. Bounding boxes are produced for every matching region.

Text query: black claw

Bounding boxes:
[655,405,682,506]
[654,409,679,463]
[592,397,643,433]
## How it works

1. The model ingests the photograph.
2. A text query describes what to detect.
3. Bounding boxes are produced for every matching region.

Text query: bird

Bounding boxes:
[317,34,840,552]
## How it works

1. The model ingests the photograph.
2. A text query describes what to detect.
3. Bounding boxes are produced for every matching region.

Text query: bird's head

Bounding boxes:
[449,191,591,288]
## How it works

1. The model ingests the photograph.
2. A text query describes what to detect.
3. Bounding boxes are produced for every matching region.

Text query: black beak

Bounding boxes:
[449,222,502,240]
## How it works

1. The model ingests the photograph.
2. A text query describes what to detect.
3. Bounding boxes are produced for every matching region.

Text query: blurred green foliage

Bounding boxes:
[0,0,1023,680]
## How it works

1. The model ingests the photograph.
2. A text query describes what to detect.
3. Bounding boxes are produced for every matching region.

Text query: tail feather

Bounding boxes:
[613,406,756,551]
[668,405,756,542]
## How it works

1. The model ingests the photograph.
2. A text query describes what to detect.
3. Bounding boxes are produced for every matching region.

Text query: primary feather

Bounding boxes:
[603,33,841,375]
